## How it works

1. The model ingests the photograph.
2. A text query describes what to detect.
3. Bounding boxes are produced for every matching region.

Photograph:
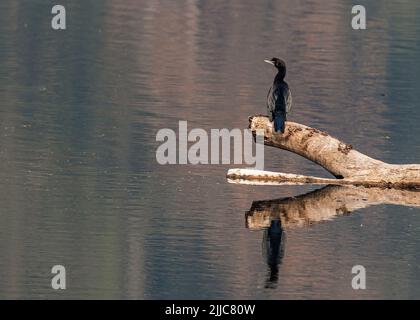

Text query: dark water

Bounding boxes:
[1,0,420,299]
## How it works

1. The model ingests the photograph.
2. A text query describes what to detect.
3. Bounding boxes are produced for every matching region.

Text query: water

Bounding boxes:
[0,0,420,299]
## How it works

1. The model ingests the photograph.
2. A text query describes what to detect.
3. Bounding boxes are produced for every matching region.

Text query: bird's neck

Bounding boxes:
[274,72,285,83]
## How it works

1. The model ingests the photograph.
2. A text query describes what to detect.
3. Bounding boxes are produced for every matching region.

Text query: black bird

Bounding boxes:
[264,57,292,133]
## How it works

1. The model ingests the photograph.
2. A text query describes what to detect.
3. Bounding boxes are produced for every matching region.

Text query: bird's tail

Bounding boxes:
[273,114,285,133]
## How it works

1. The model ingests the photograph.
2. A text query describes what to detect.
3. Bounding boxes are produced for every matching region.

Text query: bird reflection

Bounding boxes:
[262,218,285,288]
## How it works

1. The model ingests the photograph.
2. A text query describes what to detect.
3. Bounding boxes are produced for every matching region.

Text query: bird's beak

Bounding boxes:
[264,59,274,65]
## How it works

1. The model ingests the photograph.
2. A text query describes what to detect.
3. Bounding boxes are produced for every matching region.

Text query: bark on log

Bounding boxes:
[246,185,420,229]
[227,116,420,189]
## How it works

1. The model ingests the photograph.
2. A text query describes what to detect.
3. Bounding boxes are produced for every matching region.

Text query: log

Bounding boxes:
[227,116,420,189]
[246,185,420,230]
[227,169,400,187]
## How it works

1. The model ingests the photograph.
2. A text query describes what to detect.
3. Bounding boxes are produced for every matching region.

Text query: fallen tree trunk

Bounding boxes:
[227,116,420,189]
[227,168,410,187]
[246,185,420,229]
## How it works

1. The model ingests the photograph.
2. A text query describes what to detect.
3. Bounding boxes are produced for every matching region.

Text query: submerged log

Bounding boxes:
[246,185,420,229]
[227,116,420,189]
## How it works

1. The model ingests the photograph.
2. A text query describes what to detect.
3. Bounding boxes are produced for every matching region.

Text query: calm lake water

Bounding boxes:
[1,0,420,299]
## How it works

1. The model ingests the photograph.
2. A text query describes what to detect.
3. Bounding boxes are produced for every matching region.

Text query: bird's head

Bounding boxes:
[264,57,286,78]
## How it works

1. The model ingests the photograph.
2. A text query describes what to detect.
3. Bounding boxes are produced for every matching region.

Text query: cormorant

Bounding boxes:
[264,57,292,133]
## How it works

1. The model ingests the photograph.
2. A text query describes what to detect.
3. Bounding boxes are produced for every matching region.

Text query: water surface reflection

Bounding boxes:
[246,185,420,293]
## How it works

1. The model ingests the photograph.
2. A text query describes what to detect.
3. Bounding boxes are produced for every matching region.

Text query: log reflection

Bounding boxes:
[246,185,420,230]
[246,185,420,288]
